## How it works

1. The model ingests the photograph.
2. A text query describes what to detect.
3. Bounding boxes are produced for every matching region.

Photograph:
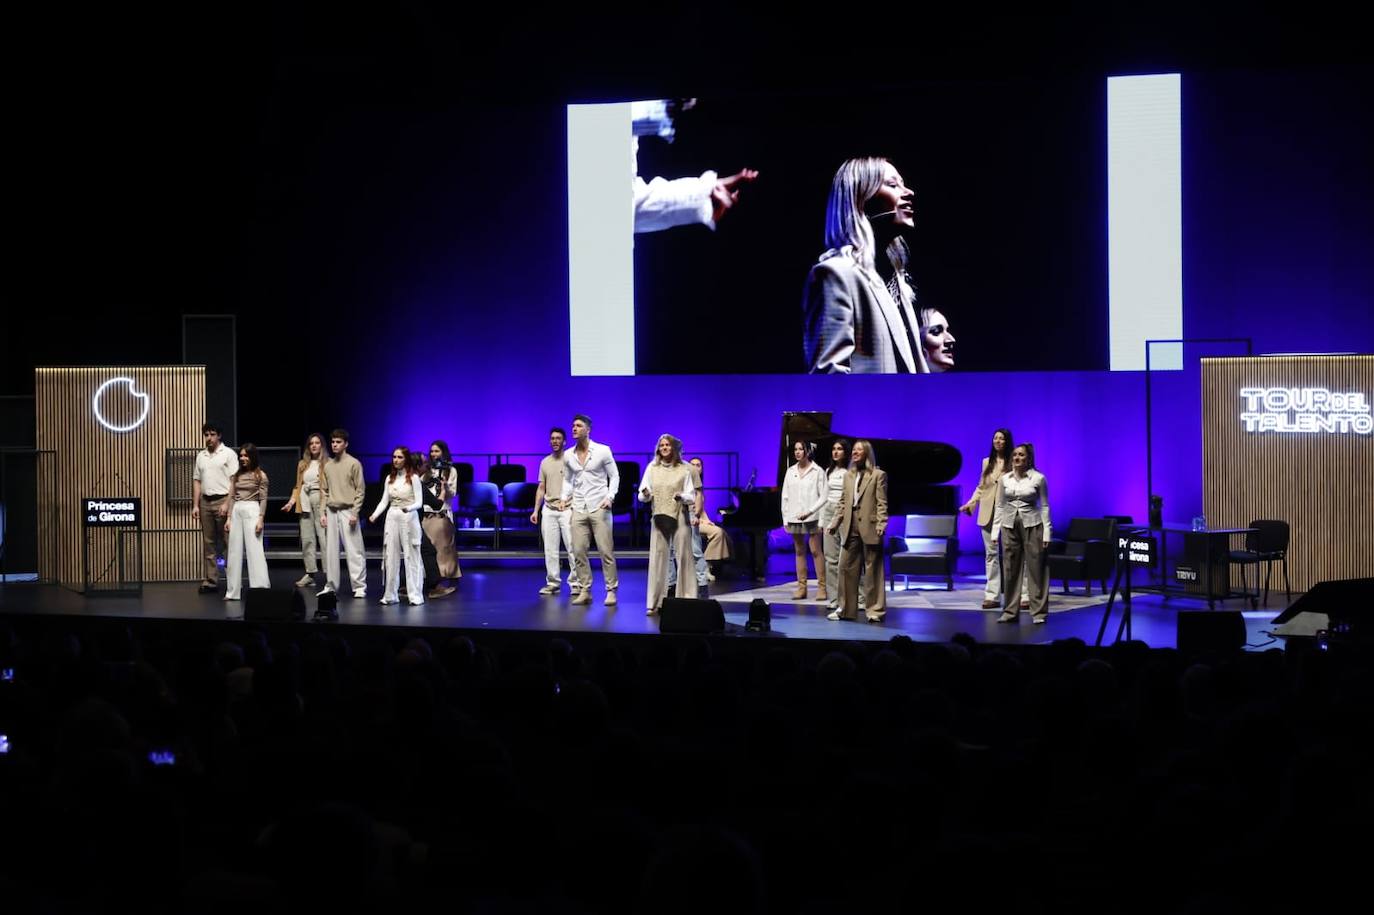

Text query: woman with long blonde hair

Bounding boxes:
[803,156,929,375]
[638,433,696,615]
[282,432,327,588]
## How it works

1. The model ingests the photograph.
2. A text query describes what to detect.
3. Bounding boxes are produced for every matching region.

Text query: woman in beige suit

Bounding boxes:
[802,157,930,375]
[639,434,696,615]
[960,428,1028,610]
[827,439,888,623]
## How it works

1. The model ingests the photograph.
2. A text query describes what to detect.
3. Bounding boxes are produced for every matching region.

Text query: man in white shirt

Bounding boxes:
[561,414,620,606]
[190,422,237,593]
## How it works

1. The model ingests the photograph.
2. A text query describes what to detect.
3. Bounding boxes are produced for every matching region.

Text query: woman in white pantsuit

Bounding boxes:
[992,443,1052,624]
[819,439,851,610]
[639,434,696,615]
[224,444,270,601]
[370,446,425,606]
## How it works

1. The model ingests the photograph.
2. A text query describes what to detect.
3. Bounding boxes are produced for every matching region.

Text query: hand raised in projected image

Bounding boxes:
[710,168,759,224]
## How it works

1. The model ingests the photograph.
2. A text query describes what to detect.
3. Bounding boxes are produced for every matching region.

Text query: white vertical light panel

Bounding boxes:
[1108,74,1183,371]
[567,103,635,376]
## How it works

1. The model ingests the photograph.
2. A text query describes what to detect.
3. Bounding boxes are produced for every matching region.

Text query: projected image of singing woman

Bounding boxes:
[802,157,930,374]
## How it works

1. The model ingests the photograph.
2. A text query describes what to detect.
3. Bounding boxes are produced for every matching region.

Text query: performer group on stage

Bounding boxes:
[193,417,1050,624]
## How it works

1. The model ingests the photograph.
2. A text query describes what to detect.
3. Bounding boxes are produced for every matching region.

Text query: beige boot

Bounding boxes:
[791,554,808,600]
[815,563,828,602]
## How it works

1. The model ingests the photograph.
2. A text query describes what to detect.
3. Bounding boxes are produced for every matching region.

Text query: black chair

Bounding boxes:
[1046,517,1118,595]
[489,463,527,489]
[1228,519,1291,606]
[611,460,643,546]
[499,482,540,546]
[451,462,475,487]
[887,514,959,591]
[455,481,501,548]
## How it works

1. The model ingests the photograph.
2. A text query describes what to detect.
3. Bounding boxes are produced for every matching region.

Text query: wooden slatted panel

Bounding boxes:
[35,366,205,588]
[1202,355,1374,593]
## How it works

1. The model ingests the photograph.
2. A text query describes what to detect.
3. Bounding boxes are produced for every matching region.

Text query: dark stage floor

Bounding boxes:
[0,552,1293,650]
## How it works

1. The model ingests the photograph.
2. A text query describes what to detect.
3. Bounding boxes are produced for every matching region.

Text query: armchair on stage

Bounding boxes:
[887,515,959,591]
[1046,517,1118,595]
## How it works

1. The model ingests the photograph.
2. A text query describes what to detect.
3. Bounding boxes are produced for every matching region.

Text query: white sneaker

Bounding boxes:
[538,584,559,595]
[379,597,397,605]
[316,585,335,597]
[408,598,424,606]
[352,588,366,599]
[295,574,315,588]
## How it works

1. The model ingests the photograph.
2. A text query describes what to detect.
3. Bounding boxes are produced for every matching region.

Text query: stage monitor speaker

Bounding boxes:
[1270,578,1374,642]
[245,587,305,622]
[1270,578,1374,624]
[183,314,237,444]
[1176,610,1246,652]
[660,597,726,634]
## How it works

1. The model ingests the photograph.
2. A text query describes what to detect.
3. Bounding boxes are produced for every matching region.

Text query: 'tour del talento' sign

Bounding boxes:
[1239,387,1373,435]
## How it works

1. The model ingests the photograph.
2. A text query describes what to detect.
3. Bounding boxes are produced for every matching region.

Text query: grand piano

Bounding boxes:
[719,411,964,577]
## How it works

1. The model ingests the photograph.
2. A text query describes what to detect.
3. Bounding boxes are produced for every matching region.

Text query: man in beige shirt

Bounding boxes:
[191,422,237,592]
[530,426,580,596]
[318,427,367,600]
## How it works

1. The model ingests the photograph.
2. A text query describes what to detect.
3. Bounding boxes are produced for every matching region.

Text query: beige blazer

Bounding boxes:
[802,253,929,374]
[966,456,1008,528]
[834,467,888,546]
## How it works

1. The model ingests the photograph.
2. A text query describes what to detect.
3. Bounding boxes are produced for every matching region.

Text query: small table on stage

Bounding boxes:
[1129,524,1258,610]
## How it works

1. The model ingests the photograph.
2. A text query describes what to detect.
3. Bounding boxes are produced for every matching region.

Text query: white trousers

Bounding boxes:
[324,506,367,593]
[540,505,577,586]
[226,501,270,600]
[983,523,1029,602]
[381,507,424,605]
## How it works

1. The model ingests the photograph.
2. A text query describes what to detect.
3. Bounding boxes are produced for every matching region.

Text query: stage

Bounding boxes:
[0,553,1289,650]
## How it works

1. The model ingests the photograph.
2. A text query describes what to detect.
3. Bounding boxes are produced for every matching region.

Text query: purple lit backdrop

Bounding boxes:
[4,71,1369,560]
[330,69,1370,557]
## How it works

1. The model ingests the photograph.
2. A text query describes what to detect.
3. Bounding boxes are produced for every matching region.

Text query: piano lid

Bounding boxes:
[778,411,963,515]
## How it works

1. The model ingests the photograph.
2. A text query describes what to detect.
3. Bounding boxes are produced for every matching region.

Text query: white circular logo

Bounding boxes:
[93,376,151,432]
